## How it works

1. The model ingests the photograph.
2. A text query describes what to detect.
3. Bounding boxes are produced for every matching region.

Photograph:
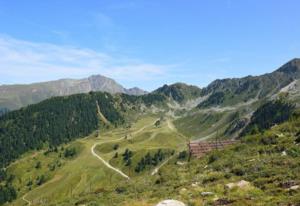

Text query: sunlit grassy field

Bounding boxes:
[7,114,188,206]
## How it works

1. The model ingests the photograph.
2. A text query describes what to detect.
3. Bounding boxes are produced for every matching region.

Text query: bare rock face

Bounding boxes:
[156,200,186,206]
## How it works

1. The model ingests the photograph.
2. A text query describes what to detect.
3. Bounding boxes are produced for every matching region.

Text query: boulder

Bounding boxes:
[156,200,186,206]
[237,180,250,188]
[201,191,214,196]
[281,151,287,156]
[226,180,250,189]
[191,182,200,187]
[290,185,299,190]
[176,161,186,166]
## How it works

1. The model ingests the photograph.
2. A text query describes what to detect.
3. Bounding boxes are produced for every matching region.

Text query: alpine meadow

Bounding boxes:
[1,1,300,206]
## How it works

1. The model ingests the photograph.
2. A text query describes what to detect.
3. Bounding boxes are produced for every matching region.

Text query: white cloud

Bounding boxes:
[0,34,172,85]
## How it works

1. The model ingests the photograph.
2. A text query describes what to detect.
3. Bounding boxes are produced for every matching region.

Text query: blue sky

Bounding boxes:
[0,0,299,91]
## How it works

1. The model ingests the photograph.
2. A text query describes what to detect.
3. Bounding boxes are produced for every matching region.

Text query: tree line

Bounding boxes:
[0,169,16,205]
[0,92,124,169]
[135,149,169,173]
[241,98,295,135]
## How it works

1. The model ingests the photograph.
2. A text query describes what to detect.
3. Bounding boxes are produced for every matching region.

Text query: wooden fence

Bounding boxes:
[188,139,240,158]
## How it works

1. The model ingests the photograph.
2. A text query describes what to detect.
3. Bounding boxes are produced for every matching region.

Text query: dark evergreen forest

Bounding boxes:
[0,92,124,169]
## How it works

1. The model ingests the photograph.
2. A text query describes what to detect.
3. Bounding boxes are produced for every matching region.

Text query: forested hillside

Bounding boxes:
[0,92,124,168]
[241,99,295,135]
[153,83,202,103]
[0,108,9,117]
[119,93,167,107]
[0,90,179,170]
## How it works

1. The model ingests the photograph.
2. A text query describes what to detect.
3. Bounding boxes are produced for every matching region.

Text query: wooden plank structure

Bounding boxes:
[188,139,240,158]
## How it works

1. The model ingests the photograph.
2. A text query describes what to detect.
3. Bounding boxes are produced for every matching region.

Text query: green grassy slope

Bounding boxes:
[3,114,187,206]
[6,111,300,206]
[153,83,202,103]
[1,108,300,205]
[174,111,236,139]
[1,59,300,205]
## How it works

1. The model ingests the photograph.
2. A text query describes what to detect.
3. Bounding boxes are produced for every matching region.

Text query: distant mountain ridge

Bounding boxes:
[0,75,147,110]
[198,58,300,108]
[1,58,299,111]
[0,58,300,171]
[153,83,202,103]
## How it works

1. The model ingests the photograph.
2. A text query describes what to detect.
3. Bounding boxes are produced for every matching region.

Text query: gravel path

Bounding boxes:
[91,138,130,180]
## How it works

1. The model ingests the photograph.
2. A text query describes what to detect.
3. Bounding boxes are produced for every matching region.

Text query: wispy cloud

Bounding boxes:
[0,34,173,86]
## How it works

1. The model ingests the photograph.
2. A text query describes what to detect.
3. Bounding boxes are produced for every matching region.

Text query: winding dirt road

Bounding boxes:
[91,118,161,180]
[22,194,31,206]
[151,156,173,176]
[91,138,130,180]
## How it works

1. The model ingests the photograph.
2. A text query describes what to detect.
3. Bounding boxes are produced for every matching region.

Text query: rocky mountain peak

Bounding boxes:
[275,58,300,77]
[88,74,125,94]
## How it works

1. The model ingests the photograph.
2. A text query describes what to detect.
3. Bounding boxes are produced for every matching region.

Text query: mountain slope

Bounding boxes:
[0,92,124,168]
[1,58,300,205]
[0,90,173,169]
[4,107,300,206]
[198,58,300,108]
[153,83,202,103]
[0,75,147,110]
[174,59,300,140]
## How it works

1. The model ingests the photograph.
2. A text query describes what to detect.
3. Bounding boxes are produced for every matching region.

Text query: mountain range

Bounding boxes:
[0,75,147,110]
[199,58,300,108]
[1,58,300,111]
[1,58,300,206]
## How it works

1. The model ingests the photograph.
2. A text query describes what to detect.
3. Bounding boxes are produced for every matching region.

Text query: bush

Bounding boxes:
[113,144,119,150]
[48,163,56,171]
[115,187,126,194]
[231,166,246,176]
[260,134,278,145]
[35,161,41,169]
[287,147,300,157]
[295,132,300,143]
[36,175,46,186]
[64,147,77,158]
[135,150,166,173]
[202,172,223,184]
[113,152,118,158]
[178,151,188,160]
[208,153,219,164]
[125,159,132,166]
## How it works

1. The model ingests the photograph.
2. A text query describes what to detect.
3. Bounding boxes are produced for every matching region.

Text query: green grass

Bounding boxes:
[174,110,236,139]
[6,114,187,206]
[5,111,300,206]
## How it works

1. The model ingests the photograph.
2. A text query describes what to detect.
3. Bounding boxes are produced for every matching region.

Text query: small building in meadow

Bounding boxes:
[188,139,239,158]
